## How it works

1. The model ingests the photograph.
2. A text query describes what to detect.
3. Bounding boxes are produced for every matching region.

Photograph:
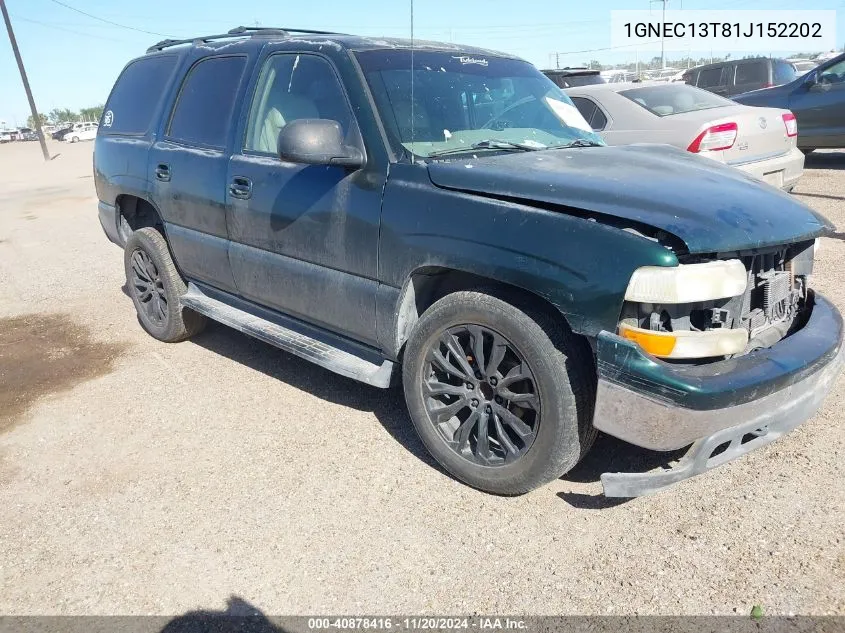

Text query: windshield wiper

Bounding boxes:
[550,139,605,149]
[426,139,544,158]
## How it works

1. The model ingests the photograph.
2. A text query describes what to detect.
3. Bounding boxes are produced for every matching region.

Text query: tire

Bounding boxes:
[71,136,79,143]
[402,290,597,495]
[124,227,206,342]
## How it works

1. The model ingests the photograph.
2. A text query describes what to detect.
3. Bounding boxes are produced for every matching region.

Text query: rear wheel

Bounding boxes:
[402,291,596,495]
[124,227,206,342]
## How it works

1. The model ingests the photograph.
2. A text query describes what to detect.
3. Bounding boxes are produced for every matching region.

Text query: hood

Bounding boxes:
[426,144,831,254]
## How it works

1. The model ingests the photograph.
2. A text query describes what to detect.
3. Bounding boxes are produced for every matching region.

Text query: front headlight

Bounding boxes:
[624,259,747,303]
[618,324,748,359]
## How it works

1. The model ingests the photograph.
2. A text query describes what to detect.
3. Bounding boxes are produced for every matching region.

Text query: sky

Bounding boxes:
[1,0,843,126]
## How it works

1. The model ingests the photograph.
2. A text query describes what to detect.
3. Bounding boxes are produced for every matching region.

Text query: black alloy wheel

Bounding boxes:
[123,227,206,342]
[422,324,540,466]
[129,248,168,327]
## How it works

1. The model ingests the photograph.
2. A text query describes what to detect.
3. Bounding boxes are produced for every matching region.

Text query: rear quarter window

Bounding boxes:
[101,55,178,135]
[697,67,726,88]
[735,62,768,84]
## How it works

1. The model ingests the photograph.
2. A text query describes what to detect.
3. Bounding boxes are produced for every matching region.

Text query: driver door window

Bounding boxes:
[819,60,845,86]
[244,53,353,154]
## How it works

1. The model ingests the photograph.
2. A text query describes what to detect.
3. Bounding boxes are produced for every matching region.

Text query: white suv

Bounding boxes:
[64,122,98,143]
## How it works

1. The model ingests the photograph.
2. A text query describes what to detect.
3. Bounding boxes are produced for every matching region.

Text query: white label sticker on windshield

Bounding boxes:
[452,56,488,66]
[544,97,593,133]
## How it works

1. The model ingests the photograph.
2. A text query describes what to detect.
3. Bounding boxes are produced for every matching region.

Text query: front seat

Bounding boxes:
[257,93,320,154]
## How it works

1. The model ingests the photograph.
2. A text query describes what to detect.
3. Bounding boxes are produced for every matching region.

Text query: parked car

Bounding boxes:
[734,52,845,154]
[96,27,842,498]
[683,57,797,97]
[790,59,819,74]
[64,121,98,142]
[52,126,73,141]
[17,127,38,141]
[0,130,12,143]
[602,69,638,83]
[565,82,804,190]
[542,68,605,89]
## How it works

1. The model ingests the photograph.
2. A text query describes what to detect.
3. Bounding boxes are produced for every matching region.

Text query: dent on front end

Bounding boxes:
[591,231,844,497]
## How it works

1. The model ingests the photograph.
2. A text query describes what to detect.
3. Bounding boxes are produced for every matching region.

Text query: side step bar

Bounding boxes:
[180,283,394,388]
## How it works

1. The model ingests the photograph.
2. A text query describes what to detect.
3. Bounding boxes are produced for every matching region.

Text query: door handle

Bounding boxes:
[155,163,171,182]
[229,176,253,200]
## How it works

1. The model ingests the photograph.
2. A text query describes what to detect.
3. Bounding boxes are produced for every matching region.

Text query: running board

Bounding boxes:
[180,283,394,388]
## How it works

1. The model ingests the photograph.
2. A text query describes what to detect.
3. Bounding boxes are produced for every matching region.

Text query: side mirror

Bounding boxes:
[277,119,364,168]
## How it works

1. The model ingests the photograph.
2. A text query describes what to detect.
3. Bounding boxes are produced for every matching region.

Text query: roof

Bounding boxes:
[541,67,600,76]
[145,26,520,60]
[689,56,792,72]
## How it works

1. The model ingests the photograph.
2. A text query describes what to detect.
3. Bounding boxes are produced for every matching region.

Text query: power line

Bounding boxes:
[10,13,144,43]
[551,39,663,57]
[46,0,170,37]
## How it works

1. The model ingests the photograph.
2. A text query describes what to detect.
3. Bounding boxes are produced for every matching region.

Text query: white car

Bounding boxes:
[64,122,98,143]
[566,82,804,191]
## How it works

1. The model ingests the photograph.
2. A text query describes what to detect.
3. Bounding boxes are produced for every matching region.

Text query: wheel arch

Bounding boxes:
[115,194,166,240]
[391,266,579,360]
[114,194,190,279]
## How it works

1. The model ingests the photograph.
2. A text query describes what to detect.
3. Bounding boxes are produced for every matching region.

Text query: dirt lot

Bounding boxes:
[0,140,843,617]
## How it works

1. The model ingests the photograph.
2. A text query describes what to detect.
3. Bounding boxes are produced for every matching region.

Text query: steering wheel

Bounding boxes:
[480,96,535,130]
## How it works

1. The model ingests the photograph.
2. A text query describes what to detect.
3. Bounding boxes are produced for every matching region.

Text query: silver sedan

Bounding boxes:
[565,82,804,191]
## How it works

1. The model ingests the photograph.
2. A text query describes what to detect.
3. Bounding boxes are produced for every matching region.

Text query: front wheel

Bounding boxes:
[402,291,596,495]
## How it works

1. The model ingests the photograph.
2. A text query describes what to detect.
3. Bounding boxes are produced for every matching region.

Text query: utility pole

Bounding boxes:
[650,0,668,70]
[1,0,50,161]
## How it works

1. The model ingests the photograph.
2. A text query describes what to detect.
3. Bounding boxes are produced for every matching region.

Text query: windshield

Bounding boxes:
[355,50,604,158]
[619,84,732,117]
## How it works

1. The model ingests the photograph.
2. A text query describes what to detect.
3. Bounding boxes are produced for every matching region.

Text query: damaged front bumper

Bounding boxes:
[593,291,844,497]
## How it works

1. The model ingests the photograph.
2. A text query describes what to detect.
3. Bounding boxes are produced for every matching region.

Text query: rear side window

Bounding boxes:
[102,55,177,135]
[736,62,767,85]
[697,67,726,88]
[167,55,247,148]
[591,106,607,130]
[569,96,607,131]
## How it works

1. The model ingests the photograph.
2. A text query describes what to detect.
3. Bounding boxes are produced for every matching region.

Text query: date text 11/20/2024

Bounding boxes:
[307,618,527,630]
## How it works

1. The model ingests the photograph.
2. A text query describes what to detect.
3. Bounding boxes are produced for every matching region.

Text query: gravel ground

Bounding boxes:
[0,140,843,617]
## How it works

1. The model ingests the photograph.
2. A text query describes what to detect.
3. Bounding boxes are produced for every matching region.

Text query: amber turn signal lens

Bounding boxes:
[619,327,677,357]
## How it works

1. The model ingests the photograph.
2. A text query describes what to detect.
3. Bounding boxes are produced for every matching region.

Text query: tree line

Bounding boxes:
[582,48,843,72]
[27,105,104,129]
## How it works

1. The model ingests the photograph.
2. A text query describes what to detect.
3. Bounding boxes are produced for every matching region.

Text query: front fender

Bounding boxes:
[379,164,677,340]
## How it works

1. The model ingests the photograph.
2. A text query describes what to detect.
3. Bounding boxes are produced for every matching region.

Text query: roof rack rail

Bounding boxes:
[146,25,346,53]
